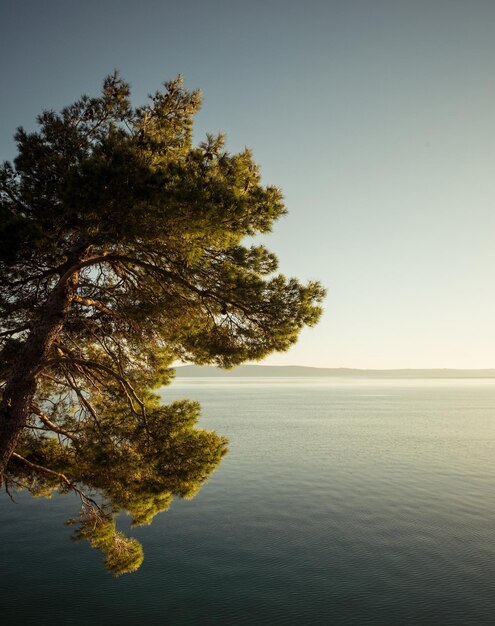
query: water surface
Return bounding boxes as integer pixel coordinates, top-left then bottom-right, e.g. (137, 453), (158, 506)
(1, 378), (495, 625)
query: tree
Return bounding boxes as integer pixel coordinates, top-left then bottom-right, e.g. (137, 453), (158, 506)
(0, 73), (325, 573)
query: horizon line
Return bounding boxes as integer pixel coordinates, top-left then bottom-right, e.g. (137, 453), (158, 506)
(176, 364), (495, 371)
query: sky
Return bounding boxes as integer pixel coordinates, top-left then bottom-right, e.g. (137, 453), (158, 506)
(1, 0), (495, 369)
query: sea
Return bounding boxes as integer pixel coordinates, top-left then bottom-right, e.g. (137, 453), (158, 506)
(1, 377), (495, 625)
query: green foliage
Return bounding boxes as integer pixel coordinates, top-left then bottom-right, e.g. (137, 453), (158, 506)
(74, 510), (144, 576)
(9, 386), (227, 574)
(0, 73), (324, 573)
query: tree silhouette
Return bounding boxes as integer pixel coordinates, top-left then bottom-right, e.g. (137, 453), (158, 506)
(0, 73), (324, 572)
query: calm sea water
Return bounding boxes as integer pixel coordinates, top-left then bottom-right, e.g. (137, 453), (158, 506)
(2, 378), (495, 625)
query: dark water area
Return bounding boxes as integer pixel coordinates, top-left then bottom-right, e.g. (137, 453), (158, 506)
(2, 378), (495, 625)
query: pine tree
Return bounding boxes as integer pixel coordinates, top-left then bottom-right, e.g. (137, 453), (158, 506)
(0, 73), (325, 572)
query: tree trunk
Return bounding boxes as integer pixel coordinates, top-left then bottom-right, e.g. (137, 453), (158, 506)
(0, 256), (85, 481)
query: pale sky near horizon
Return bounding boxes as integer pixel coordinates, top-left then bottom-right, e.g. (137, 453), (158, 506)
(1, 0), (495, 368)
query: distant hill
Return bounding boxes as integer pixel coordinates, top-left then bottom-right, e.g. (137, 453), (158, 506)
(174, 365), (495, 379)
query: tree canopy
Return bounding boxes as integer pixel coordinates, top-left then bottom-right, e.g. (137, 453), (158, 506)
(0, 73), (325, 573)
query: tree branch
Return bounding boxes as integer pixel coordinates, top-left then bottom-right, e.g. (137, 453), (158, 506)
(10, 452), (104, 513)
(0, 324), (30, 338)
(73, 294), (114, 316)
(42, 356), (148, 429)
(31, 404), (76, 441)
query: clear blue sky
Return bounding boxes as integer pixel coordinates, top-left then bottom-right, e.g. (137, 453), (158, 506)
(2, 0), (495, 368)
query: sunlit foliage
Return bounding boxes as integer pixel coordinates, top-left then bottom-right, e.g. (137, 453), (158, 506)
(0, 73), (324, 573)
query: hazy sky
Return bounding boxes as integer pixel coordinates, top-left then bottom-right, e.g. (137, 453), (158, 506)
(2, 0), (495, 368)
